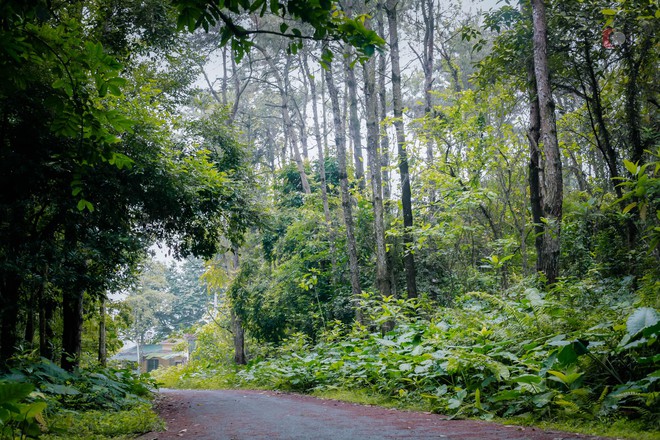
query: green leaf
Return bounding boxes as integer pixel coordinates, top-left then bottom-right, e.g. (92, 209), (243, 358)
(626, 307), (659, 339)
(375, 338), (397, 347)
(43, 384), (80, 395)
(0, 382), (34, 403)
(24, 401), (47, 418)
(623, 159), (639, 175)
(601, 8), (617, 15)
(622, 202), (637, 214)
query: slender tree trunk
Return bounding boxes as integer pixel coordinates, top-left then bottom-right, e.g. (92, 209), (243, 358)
(221, 45), (228, 106)
(136, 338), (141, 374)
(231, 249), (246, 365)
(24, 298), (35, 350)
(0, 273), (20, 366)
(386, 0), (418, 298)
(61, 224), (85, 371)
(39, 276), (55, 361)
(324, 52), (362, 311)
(531, 0), (563, 285)
(421, 0), (436, 176)
(98, 297), (107, 366)
(582, 41), (621, 198)
(61, 286), (84, 371)
(321, 71), (329, 158)
(256, 45), (311, 194)
(345, 50), (366, 191)
(364, 54), (391, 299)
(376, 0), (391, 202)
(527, 61), (544, 275)
(302, 51), (338, 280)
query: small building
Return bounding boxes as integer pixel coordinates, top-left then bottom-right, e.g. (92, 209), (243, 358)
(112, 339), (188, 373)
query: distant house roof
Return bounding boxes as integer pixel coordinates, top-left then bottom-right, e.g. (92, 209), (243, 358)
(111, 340), (186, 362)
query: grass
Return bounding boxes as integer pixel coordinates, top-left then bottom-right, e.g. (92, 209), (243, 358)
(42, 402), (163, 440)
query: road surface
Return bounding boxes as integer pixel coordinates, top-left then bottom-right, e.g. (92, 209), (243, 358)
(137, 389), (613, 440)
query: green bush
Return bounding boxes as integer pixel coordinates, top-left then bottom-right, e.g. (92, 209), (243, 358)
(235, 286), (659, 429)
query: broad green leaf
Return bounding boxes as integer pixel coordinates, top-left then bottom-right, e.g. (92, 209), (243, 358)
(375, 338), (397, 347)
(626, 307), (659, 338)
(0, 382), (34, 403)
(512, 374), (543, 385)
(623, 159), (639, 175)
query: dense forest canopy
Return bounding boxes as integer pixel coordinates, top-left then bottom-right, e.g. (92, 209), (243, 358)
(0, 0), (658, 437)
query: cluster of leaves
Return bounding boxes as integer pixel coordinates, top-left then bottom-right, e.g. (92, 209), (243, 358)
(0, 382), (47, 440)
(235, 284), (659, 429)
(0, 360), (158, 439)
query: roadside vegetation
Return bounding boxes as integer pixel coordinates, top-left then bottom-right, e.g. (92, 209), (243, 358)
(1, 0), (658, 439)
(153, 279), (659, 439)
(0, 360), (160, 439)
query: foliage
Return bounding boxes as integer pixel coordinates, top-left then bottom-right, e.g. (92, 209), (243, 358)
(234, 284), (659, 431)
(1, 359), (155, 412)
(0, 382), (47, 440)
(42, 402), (162, 440)
(0, 360), (158, 439)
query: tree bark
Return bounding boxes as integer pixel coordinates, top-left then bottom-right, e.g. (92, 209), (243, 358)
(386, 0), (418, 298)
(301, 50), (338, 281)
(61, 286), (84, 371)
(376, 0), (391, 203)
(256, 45), (311, 194)
(98, 297), (107, 366)
(364, 54), (391, 299)
(345, 51), (366, 191)
(324, 52), (362, 310)
(531, 0), (563, 285)
(0, 272), (20, 367)
(231, 250), (246, 365)
(39, 284), (55, 361)
(527, 61), (544, 276)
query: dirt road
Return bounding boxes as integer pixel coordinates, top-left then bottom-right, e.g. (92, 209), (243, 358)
(138, 389), (613, 440)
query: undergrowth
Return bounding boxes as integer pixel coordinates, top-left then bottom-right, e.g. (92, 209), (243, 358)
(0, 359), (160, 439)
(159, 277), (659, 438)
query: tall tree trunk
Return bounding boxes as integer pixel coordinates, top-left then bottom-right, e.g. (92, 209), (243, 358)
(302, 51), (338, 280)
(527, 62), (544, 275)
(231, 249), (246, 365)
(386, 0), (418, 298)
(581, 41), (621, 198)
(39, 278), (55, 361)
(376, 0), (391, 202)
(531, 0), (563, 285)
(61, 225), (85, 371)
(364, 54), (391, 299)
(61, 286), (84, 371)
(421, 0), (435, 168)
(98, 297), (107, 366)
(345, 51), (366, 191)
(256, 45), (311, 194)
(324, 52), (362, 312)
(0, 272), (20, 367)
(24, 296), (35, 349)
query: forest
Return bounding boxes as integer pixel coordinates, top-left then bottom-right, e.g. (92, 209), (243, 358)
(0, 0), (658, 438)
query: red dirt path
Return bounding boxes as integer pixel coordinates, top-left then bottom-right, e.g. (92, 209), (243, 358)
(137, 389), (618, 440)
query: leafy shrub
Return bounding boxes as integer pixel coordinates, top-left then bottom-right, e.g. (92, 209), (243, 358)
(2, 359), (155, 412)
(0, 381), (47, 439)
(0, 361), (160, 439)
(235, 286), (659, 429)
